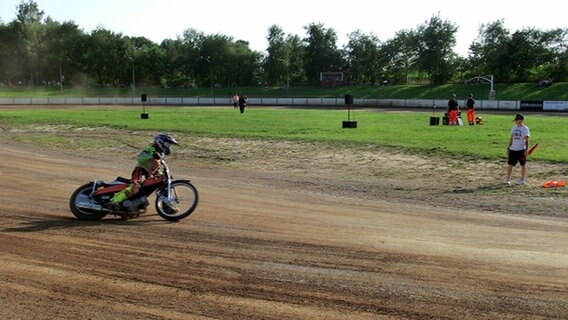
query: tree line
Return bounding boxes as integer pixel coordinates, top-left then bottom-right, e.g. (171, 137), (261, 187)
(1, 0), (567, 89)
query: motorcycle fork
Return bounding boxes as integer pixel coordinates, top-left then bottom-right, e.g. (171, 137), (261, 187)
(166, 178), (171, 200)
(161, 178), (178, 205)
(91, 180), (100, 196)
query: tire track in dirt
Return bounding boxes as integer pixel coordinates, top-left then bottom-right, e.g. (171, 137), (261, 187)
(1, 130), (568, 319)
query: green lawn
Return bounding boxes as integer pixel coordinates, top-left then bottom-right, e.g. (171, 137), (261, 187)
(1, 107), (566, 162)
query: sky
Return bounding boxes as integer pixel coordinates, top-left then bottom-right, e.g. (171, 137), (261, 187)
(1, 0), (566, 56)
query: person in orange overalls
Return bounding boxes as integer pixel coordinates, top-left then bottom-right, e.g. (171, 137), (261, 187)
(447, 94), (459, 125)
(466, 93), (475, 125)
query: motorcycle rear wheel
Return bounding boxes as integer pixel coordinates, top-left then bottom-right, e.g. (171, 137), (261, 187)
(69, 182), (108, 220)
(155, 181), (199, 221)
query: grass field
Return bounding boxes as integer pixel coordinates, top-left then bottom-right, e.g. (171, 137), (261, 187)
(1, 107), (566, 163)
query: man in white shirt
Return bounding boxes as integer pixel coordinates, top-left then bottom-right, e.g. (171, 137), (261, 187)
(505, 114), (530, 185)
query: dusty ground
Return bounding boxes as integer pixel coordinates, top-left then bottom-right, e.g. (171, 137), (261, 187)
(1, 114), (568, 319)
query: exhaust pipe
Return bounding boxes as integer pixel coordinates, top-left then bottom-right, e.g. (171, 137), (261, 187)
(76, 202), (111, 213)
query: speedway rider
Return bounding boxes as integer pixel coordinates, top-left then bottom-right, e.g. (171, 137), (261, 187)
(109, 133), (178, 209)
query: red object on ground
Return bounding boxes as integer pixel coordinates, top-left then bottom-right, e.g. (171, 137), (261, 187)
(542, 180), (566, 188)
(527, 143), (539, 155)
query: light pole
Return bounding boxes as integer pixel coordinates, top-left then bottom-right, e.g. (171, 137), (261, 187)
(276, 57), (290, 96)
(202, 55), (212, 95)
(59, 58), (63, 91)
(488, 74), (495, 100)
(132, 59), (135, 99)
(209, 59), (212, 96)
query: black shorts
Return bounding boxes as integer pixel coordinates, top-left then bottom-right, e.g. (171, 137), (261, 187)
(508, 150), (526, 166)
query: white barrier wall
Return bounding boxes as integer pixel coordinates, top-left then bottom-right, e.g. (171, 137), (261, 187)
(0, 96), (566, 111)
(543, 101), (567, 111)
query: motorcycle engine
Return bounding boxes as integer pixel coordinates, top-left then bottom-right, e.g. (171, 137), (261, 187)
(122, 196), (149, 211)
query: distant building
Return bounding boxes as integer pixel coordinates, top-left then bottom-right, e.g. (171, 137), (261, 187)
(320, 72), (350, 87)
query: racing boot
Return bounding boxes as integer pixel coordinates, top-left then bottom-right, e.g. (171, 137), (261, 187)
(108, 190), (129, 211)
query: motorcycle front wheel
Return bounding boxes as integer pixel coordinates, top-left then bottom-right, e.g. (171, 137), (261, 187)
(155, 181), (199, 221)
(69, 182), (108, 220)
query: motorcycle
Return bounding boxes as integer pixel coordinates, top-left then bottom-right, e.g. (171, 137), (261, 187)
(69, 156), (198, 221)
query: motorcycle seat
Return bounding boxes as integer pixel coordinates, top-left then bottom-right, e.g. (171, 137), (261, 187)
(116, 177), (131, 183)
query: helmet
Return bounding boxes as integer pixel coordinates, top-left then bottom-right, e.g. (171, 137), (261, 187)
(154, 133), (178, 155)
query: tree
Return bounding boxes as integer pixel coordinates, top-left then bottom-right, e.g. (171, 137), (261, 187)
(265, 25), (289, 86)
(198, 34), (262, 87)
(230, 40), (264, 86)
(160, 28), (203, 87)
(303, 22), (343, 84)
(468, 20), (511, 82)
(39, 19), (86, 86)
(129, 36), (165, 86)
(506, 28), (568, 82)
(2, 2), (567, 90)
(414, 14), (458, 84)
(379, 30), (417, 84)
(345, 30), (381, 85)
(84, 28), (131, 86)
(199, 33), (236, 88)
(544, 29), (568, 81)
(553, 50), (568, 82)
(0, 21), (20, 83)
(161, 39), (189, 87)
(507, 29), (548, 81)
(14, 0), (45, 84)
(286, 34), (306, 85)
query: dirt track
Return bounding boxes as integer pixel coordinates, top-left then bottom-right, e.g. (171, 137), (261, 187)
(1, 121), (568, 319)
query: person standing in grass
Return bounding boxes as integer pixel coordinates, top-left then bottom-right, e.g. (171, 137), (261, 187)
(447, 94), (459, 125)
(505, 114), (530, 186)
(238, 94), (248, 114)
(466, 93), (475, 125)
(232, 93), (239, 109)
